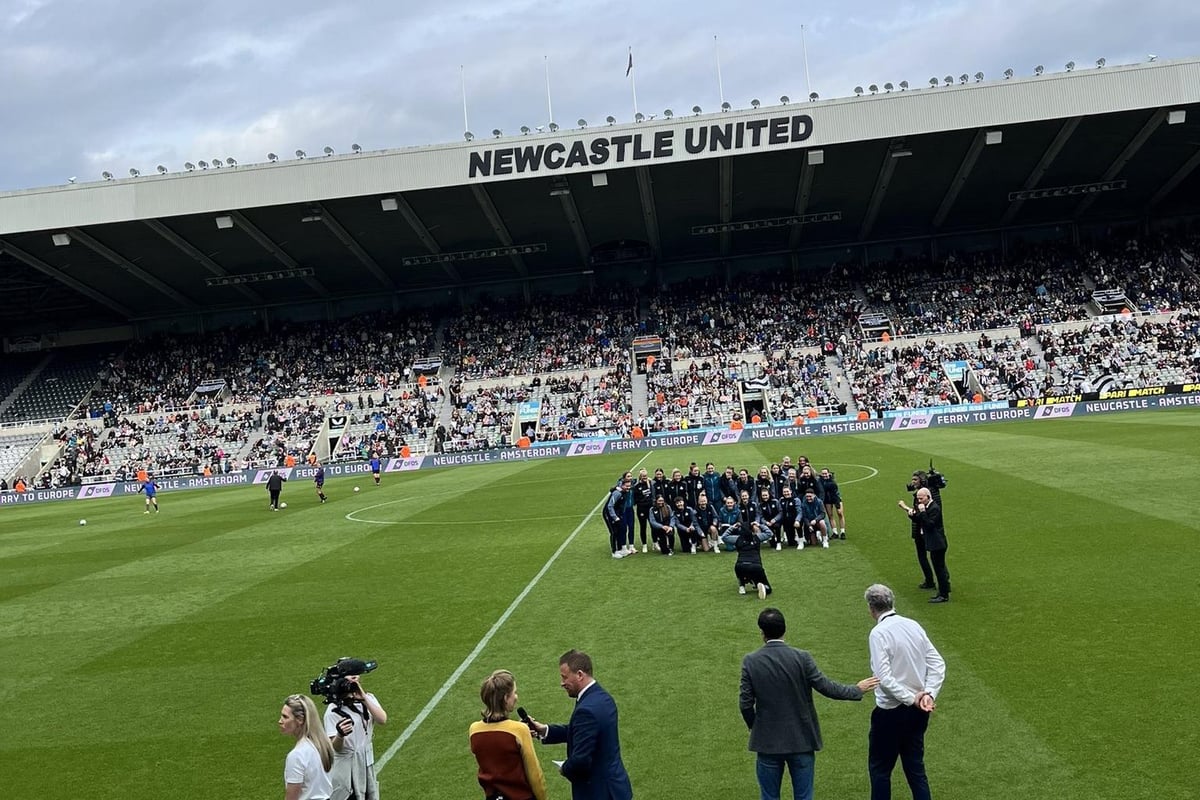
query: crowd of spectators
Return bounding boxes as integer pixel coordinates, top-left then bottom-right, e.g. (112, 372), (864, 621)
(444, 291), (636, 379)
(534, 368), (633, 440)
(334, 387), (442, 460)
(644, 269), (863, 359)
(82, 312), (436, 417)
(1039, 312), (1200, 393)
(643, 360), (744, 431)
(842, 341), (964, 414)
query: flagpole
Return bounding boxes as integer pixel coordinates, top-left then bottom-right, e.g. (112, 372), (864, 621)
(801, 24), (812, 96)
(628, 46), (638, 116)
(460, 65), (470, 134)
(714, 35), (725, 105)
(545, 55), (554, 126)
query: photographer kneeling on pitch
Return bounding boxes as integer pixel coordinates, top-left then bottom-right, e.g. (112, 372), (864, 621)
(311, 658), (389, 800)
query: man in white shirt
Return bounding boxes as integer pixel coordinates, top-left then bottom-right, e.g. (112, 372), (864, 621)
(864, 584), (945, 800)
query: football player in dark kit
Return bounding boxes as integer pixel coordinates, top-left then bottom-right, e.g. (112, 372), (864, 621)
(632, 469), (655, 553)
(649, 494), (676, 556)
(314, 463), (328, 504)
(672, 496), (701, 554)
(756, 486), (784, 552)
(267, 470), (287, 511)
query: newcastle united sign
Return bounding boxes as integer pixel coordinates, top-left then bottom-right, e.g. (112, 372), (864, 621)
(468, 113), (814, 178)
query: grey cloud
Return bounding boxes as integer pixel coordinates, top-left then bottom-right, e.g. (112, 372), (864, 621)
(0, 0), (1194, 191)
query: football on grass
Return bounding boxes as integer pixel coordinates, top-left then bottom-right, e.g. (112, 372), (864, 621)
(354, 486), (360, 492)
(280, 502), (288, 508)
(79, 519), (87, 526)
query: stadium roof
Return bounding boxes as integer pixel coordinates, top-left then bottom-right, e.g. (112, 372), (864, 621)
(1, 57), (1198, 333)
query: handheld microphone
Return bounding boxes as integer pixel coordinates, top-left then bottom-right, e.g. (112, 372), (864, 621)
(517, 706), (540, 737)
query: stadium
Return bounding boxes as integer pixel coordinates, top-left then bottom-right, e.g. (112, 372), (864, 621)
(1, 50), (1198, 800)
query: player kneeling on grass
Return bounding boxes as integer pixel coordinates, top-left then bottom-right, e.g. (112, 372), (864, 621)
(797, 487), (830, 549)
(721, 519), (773, 599)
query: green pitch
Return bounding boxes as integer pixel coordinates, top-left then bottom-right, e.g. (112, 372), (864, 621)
(2, 410), (1196, 800)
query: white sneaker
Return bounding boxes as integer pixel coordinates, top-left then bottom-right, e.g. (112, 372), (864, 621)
(796, 540), (804, 550)
(775, 542), (782, 551)
(822, 537), (829, 549)
(757, 582), (767, 600)
(642, 544), (648, 553)
(738, 585), (747, 595)
(612, 551), (624, 559)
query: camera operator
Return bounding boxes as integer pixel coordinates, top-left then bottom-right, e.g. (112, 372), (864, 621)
(904, 467), (947, 591)
(324, 671), (388, 800)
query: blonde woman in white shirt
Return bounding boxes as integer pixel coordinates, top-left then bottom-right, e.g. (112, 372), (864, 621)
(280, 694), (335, 800)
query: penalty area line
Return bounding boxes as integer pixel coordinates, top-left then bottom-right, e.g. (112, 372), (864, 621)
(374, 453), (651, 773)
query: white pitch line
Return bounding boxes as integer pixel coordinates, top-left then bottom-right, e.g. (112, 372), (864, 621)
(374, 453), (650, 774)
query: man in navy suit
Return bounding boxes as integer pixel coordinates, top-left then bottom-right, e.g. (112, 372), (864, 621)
(529, 650), (634, 800)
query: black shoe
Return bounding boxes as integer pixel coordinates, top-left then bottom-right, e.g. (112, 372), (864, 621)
(929, 595), (949, 603)
(919, 582), (936, 589)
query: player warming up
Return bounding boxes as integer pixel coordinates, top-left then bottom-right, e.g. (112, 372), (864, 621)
(139, 477), (160, 514)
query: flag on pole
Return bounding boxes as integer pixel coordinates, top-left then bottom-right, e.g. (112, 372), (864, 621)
(626, 48), (633, 76)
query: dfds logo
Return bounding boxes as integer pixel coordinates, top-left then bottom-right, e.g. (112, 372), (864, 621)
(1034, 403), (1075, 419)
(567, 441), (607, 457)
(702, 430), (743, 446)
(890, 416), (932, 431)
(386, 457), (425, 472)
(77, 484), (116, 499)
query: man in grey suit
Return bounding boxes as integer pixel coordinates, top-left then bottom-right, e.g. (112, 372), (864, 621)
(739, 608), (879, 800)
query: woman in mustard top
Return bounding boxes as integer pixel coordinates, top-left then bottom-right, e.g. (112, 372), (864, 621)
(468, 669), (548, 800)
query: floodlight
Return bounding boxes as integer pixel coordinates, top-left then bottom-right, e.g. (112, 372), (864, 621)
(1003, 68), (1014, 79)
(267, 152), (278, 162)
(492, 128), (502, 138)
(780, 95), (790, 104)
(959, 74), (968, 84)
(184, 162), (195, 171)
(854, 86), (863, 96)
(1065, 61), (1075, 71)
(463, 131), (474, 141)
(975, 72), (984, 82)
(808, 92), (818, 101)
(1096, 58), (1106, 68)
(156, 164), (167, 174)
(323, 146), (334, 155)
(634, 112), (645, 122)
(128, 168), (140, 177)
(929, 77), (939, 86)
(351, 143), (362, 153)
(577, 118), (587, 128)
(869, 84), (879, 93)
(198, 160), (209, 169)
(549, 122), (559, 132)
(899, 80), (909, 90)
(944, 75), (954, 86)
(536, 125), (544, 132)
(67, 177), (76, 183)
(1034, 65), (1044, 75)
(692, 105), (702, 115)
(52, 233), (71, 246)
(214, 215), (233, 229)
(720, 101), (731, 111)
(663, 109), (673, 118)
(210, 158), (222, 168)
(380, 197), (399, 212)
(101, 171), (113, 179)
(520, 125), (531, 134)
(606, 115), (616, 125)
(883, 82), (894, 92)
(1148, 54), (1157, 62)
(295, 150), (306, 158)
(226, 158), (236, 167)
(750, 98), (760, 108)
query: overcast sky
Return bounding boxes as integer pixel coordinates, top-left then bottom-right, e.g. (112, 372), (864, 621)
(0, 0), (1195, 192)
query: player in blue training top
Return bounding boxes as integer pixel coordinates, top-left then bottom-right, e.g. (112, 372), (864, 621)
(139, 477), (160, 514)
(314, 463), (328, 504)
(370, 455), (382, 485)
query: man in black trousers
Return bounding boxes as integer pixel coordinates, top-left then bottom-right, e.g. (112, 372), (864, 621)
(266, 470), (287, 511)
(899, 488), (950, 602)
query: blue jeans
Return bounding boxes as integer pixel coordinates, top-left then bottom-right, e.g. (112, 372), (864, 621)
(755, 751), (815, 800)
